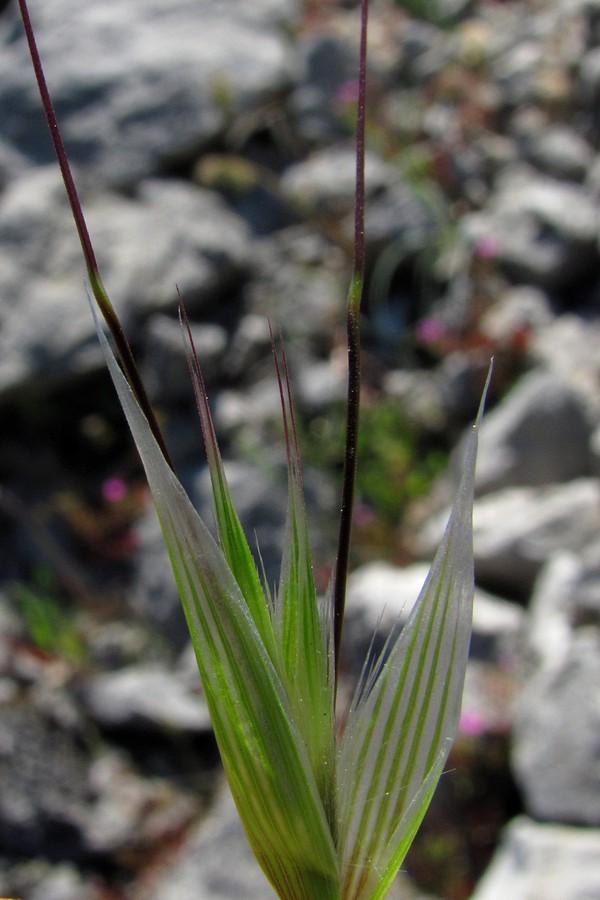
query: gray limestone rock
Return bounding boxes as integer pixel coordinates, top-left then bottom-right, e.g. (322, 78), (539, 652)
(142, 314), (228, 405)
(463, 167), (600, 288)
(578, 44), (600, 104)
(215, 379), (283, 439)
(525, 541), (600, 673)
(79, 664), (211, 734)
(140, 781), (275, 900)
(530, 315), (600, 423)
(84, 750), (196, 857)
(296, 358), (347, 413)
(479, 285), (553, 345)
(130, 504), (190, 649)
(569, 538), (600, 623)
(471, 369), (594, 495)
(221, 314), (272, 382)
(0, 169), (251, 396)
(280, 146), (397, 218)
(523, 124), (594, 181)
(242, 226), (346, 354)
(475, 480), (600, 597)
(290, 32), (359, 144)
(0, 0), (299, 186)
(512, 627), (600, 825)
(0, 860), (97, 900)
(526, 552), (584, 672)
(362, 179), (435, 250)
(418, 479), (600, 598)
(472, 816), (600, 900)
(343, 560), (524, 673)
(0, 703), (91, 860)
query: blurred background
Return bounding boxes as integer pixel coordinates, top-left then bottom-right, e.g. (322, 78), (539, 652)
(0, 0), (599, 897)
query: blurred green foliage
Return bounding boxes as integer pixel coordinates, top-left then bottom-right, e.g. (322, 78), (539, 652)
(300, 397), (447, 536)
(14, 568), (84, 662)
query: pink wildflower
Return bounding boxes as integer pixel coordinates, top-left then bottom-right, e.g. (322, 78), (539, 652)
(101, 476), (127, 504)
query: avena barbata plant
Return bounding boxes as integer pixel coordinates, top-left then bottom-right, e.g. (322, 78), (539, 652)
(16, 0), (488, 896)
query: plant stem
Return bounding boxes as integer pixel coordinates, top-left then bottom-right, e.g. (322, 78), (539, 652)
(17, 0), (173, 470)
(333, 0), (368, 690)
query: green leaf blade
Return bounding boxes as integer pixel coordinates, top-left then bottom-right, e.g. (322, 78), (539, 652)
(337, 381), (488, 899)
(180, 307), (275, 655)
(273, 343), (337, 830)
(96, 316), (339, 899)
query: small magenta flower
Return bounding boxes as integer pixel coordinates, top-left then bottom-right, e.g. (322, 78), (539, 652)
(101, 476), (128, 504)
(416, 317), (446, 345)
(459, 708), (487, 737)
(473, 234), (501, 259)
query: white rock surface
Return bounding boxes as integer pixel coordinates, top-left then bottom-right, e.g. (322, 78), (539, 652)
(418, 479), (600, 597)
(80, 664), (211, 733)
(525, 551), (582, 672)
(463, 166), (599, 286)
(344, 561), (524, 675)
(0, 169), (250, 394)
(472, 369), (593, 494)
(531, 314), (600, 422)
(280, 147), (397, 215)
(472, 816), (600, 900)
(512, 627), (600, 825)
(141, 781), (275, 900)
(0, 0), (299, 185)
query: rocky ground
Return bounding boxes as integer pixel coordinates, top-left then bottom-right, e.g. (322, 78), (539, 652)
(1, 0), (600, 897)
